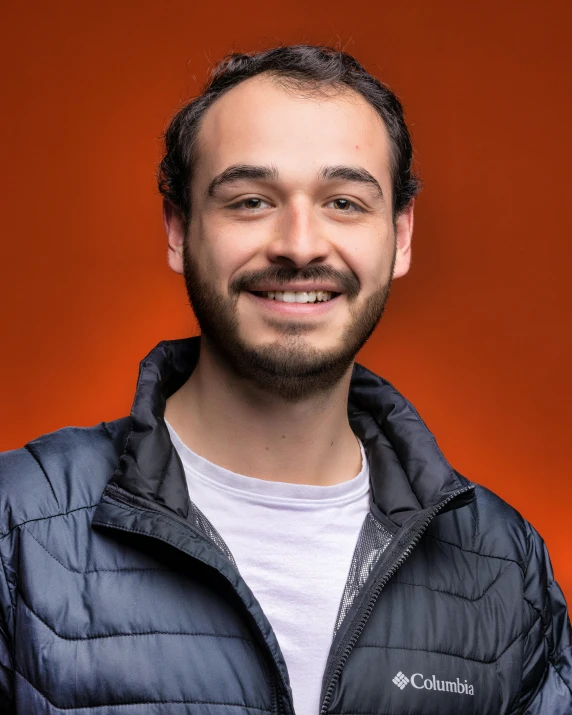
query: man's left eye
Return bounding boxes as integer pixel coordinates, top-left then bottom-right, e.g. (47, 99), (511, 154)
(327, 198), (363, 212)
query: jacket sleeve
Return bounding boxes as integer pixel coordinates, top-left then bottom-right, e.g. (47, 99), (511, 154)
(0, 550), (14, 712)
(520, 522), (572, 714)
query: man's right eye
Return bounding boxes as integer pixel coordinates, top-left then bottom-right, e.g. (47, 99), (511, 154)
(229, 197), (270, 210)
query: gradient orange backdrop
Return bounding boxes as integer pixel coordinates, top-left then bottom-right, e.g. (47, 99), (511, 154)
(1, 1), (571, 602)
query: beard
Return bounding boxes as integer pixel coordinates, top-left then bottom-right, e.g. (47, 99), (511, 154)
(182, 242), (396, 401)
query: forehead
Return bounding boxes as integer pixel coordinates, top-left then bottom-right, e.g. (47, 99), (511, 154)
(194, 74), (391, 185)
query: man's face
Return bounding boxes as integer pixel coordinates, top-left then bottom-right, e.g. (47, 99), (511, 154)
(166, 75), (413, 399)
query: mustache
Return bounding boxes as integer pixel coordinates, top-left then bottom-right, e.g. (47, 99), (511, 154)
(230, 265), (360, 300)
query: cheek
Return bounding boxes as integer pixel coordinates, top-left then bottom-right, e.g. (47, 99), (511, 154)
(191, 234), (254, 296)
(189, 217), (234, 287)
(195, 213), (272, 287)
(340, 235), (394, 294)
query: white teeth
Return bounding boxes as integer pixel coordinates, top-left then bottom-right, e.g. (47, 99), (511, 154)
(259, 290), (335, 303)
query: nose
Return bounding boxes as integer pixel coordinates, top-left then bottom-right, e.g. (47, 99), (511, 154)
(265, 198), (331, 268)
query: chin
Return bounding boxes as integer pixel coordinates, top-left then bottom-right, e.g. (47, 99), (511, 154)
(242, 331), (341, 355)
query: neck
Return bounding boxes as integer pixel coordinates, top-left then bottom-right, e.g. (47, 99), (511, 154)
(164, 339), (362, 486)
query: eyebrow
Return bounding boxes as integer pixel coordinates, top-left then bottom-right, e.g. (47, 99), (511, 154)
(206, 163), (384, 200)
(207, 164), (278, 197)
(319, 165), (384, 199)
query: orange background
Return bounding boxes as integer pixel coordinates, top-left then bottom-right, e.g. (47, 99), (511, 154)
(1, 1), (571, 601)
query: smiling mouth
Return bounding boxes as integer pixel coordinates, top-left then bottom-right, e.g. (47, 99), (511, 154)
(249, 290), (340, 304)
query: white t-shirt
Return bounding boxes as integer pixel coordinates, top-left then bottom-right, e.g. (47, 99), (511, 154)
(166, 420), (370, 715)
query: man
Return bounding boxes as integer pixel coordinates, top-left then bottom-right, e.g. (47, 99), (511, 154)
(0, 45), (570, 715)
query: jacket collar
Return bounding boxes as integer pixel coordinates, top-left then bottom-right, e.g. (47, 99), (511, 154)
(108, 337), (473, 529)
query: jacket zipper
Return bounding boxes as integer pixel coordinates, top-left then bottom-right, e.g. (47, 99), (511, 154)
(319, 485), (473, 715)
(101, 484), (295, 715)
(104, 483), (472, 715)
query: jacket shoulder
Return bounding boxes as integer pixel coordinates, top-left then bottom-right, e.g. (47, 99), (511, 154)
(0, 418), (130, 536)
(428, 481), (530, 571)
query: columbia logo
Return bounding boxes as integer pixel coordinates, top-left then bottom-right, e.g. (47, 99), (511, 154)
(392, 671), (409, 690)
(392, 671), (474, 696)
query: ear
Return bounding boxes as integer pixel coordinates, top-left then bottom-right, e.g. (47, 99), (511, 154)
(392, 199), (414, 279)
(163, 200), (186, 275)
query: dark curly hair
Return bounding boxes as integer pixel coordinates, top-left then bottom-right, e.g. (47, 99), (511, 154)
(158, 45), (421, 222)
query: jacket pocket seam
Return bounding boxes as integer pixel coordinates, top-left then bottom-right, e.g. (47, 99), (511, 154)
(15, 668), (273, 713)
(0, 504), (100, 540)
(424, 533), (523, 566)
(19, 591), (255, 644)
(21, 526), (171, 576)
(354, 632), (524, 666)
(389, 562), (511, 603)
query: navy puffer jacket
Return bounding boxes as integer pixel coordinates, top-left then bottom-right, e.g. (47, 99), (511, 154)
(0, 338), (570, 714)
